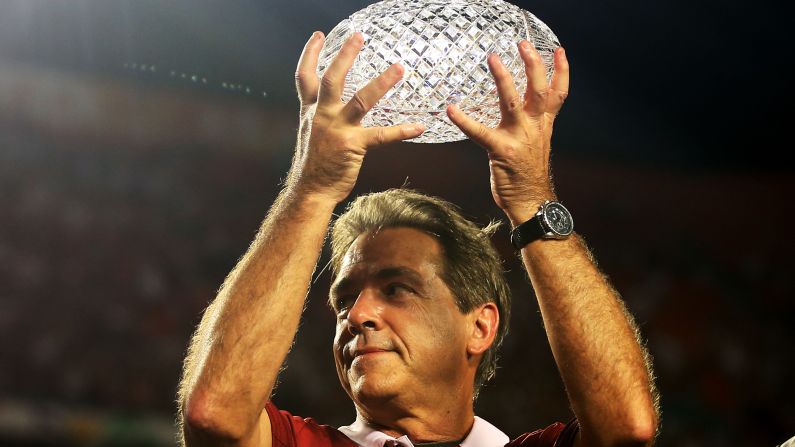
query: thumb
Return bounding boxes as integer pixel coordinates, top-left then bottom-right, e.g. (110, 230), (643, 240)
(446, 104), (497, 151)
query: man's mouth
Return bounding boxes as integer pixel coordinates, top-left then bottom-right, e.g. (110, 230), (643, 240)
(345, 345), (393, 365)
(353, 348), (390, 358)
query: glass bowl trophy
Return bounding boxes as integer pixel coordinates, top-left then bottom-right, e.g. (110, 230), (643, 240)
(317, 0), (560, 143)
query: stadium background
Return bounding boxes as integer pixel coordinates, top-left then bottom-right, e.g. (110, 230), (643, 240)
(0, 1), (792, 445)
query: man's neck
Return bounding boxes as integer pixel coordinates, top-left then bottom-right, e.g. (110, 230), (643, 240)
(354, 399), (475, 443)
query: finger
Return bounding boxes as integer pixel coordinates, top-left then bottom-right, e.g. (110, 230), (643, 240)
(518, 40), (549, 116)
(547, 47), (570, 116)
(342, 63), (404, 124)
(446, 104), (498, 150)
(487, 53), (523, 123)
(361, 122), (426, 147)
(318, 33), (365, 106)
(295, 31), (325, 106)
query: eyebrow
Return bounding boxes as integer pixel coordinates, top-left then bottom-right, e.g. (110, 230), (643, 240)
(329, 266), (426, 307)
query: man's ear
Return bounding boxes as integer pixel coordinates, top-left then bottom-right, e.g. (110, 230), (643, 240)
(466, 302), (499, 356)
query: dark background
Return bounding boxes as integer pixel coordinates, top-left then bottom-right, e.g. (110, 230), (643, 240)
(0, 1), (792, 446)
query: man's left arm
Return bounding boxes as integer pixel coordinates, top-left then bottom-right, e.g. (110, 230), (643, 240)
(447, 42), (658, 446)
(518, 235), (659, 447)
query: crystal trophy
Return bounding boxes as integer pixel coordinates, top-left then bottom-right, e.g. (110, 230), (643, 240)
(317, 0), (560, 143)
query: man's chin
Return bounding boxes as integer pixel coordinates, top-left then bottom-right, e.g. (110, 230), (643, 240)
(348, 371), (402, 403)
(352, 385), (400, 406)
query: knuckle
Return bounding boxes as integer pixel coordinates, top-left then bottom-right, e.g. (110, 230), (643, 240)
(476, 124), (490, 140)
(506, 96), (522, 112)
(351, 92), (368, 113)
(375, 128), (387, 145)
(320, 74), (336, 91)
(539, 88), (550, 99)
(295, 71), (316, 91)
(531, 89), (549, 104)
(299, 92), (318, 107)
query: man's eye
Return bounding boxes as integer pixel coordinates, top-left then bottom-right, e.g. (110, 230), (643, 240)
(334, 295), (356, 313)
(385, 283), (412, 296)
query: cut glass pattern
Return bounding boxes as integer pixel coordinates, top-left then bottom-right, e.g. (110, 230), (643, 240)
(317, 0), (560, 143)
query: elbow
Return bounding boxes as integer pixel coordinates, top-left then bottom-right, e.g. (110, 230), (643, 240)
(182, 392), (251, 444)
(611, 411), (658, 447)
(584, 408), (658, 447)
(624, 416), (657, 446)
(628, 393), (660, 446)
(610, 386), (660, 447)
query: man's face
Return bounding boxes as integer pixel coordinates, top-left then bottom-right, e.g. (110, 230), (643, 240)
(331, 227), (471, 406)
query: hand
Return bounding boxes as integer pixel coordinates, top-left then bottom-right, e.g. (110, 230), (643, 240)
(446, 41), (569, 225)
(287, 31), (426, 204)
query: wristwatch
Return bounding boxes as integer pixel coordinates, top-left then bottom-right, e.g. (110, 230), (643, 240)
(510, 200), (574, 249)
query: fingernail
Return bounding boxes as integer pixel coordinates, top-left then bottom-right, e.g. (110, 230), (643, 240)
(312, 31), (322, 40)
(520, 40), (532, 52)
(414, 123), (425, 132)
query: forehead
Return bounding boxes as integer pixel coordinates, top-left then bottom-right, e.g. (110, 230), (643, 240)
(337, 227), (444, 278)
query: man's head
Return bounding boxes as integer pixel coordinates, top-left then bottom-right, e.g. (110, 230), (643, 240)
(329, 189), (511, 406)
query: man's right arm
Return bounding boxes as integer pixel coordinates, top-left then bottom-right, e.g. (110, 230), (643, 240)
(177, 31), (424, 447)
(177, 188), (335, 447)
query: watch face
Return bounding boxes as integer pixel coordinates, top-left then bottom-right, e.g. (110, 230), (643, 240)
(543, 202), (574, 236)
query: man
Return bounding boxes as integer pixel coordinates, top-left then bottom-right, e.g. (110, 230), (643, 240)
(177, 30), (659, 447)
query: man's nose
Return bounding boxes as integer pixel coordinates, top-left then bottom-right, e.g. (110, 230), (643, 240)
(346, 290), (383, 335)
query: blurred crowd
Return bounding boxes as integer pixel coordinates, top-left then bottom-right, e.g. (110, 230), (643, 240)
(1, 116), (792, 446)
(0, 0), (791, 445)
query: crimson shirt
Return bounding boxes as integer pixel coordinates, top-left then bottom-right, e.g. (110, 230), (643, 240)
(265, 402), (579, 447)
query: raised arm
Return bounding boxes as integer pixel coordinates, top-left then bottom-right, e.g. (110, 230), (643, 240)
(178, 31), (425, 447)
(447, 42), (658, 446)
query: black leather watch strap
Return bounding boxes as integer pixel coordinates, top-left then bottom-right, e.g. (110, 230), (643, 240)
(510, 215), (546, 249)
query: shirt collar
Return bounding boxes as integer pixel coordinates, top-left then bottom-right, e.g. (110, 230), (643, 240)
(338, 416), (509, 447)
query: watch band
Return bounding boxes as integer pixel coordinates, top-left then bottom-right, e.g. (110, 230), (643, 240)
(510, 214), (546, 249)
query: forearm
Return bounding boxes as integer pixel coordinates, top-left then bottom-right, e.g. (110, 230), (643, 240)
(520, 235), (658, 446)
(179, 187), (335, 440)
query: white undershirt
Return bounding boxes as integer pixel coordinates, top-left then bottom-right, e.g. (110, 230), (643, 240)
(338, 416), (510, 447)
